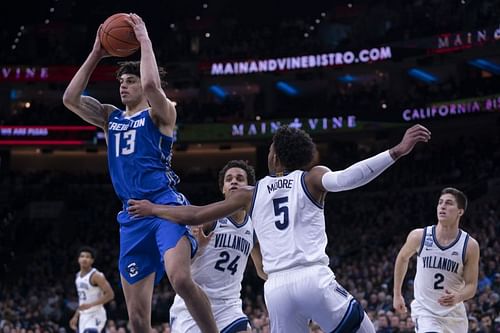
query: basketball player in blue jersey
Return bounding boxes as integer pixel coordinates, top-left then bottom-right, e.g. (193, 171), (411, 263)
(128, 124), (431, 333)
(170, 160), (266, 333)
(393, 188), (480, 333)
(62, 13), (218, 333)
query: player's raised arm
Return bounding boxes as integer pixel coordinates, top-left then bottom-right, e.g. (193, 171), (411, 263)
(128, 186), (254, 225)
(62, 27), (114, 129)
(127, 14), (176, 136)
(307, 124), (431, 194)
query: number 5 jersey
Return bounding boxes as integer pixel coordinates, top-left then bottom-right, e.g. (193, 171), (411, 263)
(249, 170), (329, 275)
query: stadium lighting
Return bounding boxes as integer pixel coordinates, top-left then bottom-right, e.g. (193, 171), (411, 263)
(276, 81), (299, 96)
(468, 59), (500, 75)
(408, 68), (439, 83)
(209, 85), (228, 100)
(337, 74), (357, 83)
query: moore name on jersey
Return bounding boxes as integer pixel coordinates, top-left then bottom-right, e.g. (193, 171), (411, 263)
(267, 178), (294, 193)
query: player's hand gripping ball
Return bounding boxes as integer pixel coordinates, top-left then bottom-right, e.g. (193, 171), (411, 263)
(99, 13), (140, 57)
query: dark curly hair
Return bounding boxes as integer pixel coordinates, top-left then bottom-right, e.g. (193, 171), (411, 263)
(273, 125), (315, 171)
(218, 160), (256, 191)
(78, 245), (97, 259)
(116, 61), (168, 88)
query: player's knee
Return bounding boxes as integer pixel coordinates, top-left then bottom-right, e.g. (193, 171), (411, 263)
(170, 275), (194, 296)
(334, 299), (365, 333)
(168, 270), (194, 296)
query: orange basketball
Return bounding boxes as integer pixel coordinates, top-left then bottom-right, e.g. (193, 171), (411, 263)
(99, 13), (140, 57)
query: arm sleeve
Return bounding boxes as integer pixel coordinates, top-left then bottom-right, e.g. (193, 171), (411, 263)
(321, 150), (395, 192)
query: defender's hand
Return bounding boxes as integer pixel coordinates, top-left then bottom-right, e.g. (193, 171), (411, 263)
(192, 226), (214, 249)
(128, 199), (155, 217)
(390, 124), (431, 160)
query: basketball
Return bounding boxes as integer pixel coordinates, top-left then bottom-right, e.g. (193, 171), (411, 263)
(99, 13), (140, 57)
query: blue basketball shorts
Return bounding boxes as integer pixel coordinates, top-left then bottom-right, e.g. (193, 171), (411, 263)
(118, 216), (198, 285)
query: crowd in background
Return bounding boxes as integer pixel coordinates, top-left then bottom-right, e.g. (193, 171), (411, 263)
(1, 127), (499, 332)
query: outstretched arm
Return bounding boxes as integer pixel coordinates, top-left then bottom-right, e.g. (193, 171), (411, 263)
(62, 27), (114, 129)
(393, 228), (422, 314)
(128, 187), (254, 225)
(127, 14), (176, 136)
(306, 124), (431, 195)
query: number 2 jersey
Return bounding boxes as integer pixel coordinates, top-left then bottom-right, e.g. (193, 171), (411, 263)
(107, 108), (184, 224)
(413, 225), (470, 316)
(190, 216), (254, 300)
(249, 170), (329, 275)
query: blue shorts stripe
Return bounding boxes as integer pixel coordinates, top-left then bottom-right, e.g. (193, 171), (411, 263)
(221, 317), (249, 333)
(331, 299), (364, 333)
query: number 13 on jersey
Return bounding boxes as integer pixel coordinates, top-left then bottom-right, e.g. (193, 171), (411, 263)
(114, 130), (136, 157)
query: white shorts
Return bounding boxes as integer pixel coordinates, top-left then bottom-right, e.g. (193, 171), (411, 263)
(170, 295), (250, 333)
(411, 300), (468, 333)
(79, 308), (106, 333)
(264, 265), (365, 333)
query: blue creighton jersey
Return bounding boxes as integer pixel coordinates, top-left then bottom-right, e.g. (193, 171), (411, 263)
(107, 108), (182, 222)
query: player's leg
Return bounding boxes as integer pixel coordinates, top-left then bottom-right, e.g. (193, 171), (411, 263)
(314, 289), (373, 333)
(164, 236), (218, 333)
(169, 295), (202, 333)
(264, 273), (310, 333)
(220, 319), (251, 333)
(121, 272), (155, 333)
(410, 301), (444, 333)
(442, 308), (468, 333)
(356, 313), (376, 333)
(79, 310), (108, 333)
(412, 315), (443, 333)
(212, 298), (251, 333)
(303, 266), (373, 333)
(118, 220), (160, 333)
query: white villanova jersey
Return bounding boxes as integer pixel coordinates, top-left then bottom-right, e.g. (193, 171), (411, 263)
(414, 225), (469, 316)
(191, 215), (254, 300)
(75, 268), (104, 314)
(250, 170), (329, 275)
